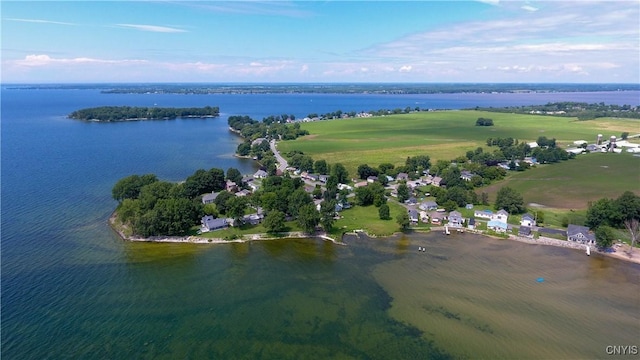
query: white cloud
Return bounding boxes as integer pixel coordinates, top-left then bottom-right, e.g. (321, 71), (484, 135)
(116, 24), (187, 33)
(521, 5), (538, 12)
(399, 65), (412, 72)
(5, 18), (75, 26)
(10, 54), (148, 67)
(300, 64), (309, 73)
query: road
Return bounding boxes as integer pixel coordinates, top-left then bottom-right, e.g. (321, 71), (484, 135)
(270, 139), (288, 172)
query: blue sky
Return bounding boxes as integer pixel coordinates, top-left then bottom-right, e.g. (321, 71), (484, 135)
(2, 1), (639, 83)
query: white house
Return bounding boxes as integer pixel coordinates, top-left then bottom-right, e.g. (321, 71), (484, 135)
(448, 211), (464, 228)
(492, 209), (509, 223)
(487, 220), (508, 233)
(474, 209), (494, 219)
(201, 215), (228, 232)
(520, 213), (536, 227)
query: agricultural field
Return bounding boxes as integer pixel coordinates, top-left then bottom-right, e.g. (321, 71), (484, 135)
(481, 152), (640, 210)
(277, 110), (638, 176)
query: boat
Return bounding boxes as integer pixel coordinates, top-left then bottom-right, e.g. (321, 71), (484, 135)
(586, 245), (591, 256)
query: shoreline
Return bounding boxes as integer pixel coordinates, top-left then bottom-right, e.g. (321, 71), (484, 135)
(108, 212), (343, 245)
(109, 212), (638, 264)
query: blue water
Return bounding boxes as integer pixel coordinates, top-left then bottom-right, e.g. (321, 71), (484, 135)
(2, 88), (639, 359)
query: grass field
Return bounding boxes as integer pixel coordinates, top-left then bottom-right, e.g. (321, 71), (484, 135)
(277, 111), (639, 176)
(481, 152), (640, 209)
(329, 201), (408, 237)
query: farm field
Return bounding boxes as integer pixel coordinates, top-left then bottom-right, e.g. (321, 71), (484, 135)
(277, 110), (639, 176)
(481, 152), (640, 210)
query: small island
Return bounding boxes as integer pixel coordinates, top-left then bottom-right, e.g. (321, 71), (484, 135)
(69, 105), (219, 122)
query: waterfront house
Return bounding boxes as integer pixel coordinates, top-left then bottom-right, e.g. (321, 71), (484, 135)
(420, 211), (429, 223)
(520, 213), (536, 227)
(202, 192), (219, 205)
(492, 209), (509, 223)
(448, 211), (464, 228)
(487, 220), (508, 233)
(467, 217), (476, 230)
(518, 226), (533, 237)
(201, 215), (228, 232)
(567, 224), (596, 244)
(474, 209), (493, 219)
(429, 211), (445, 225)
(408, 209), (419, 223)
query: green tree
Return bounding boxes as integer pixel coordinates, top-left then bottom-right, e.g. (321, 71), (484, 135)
(263, 210), (286, 233)
(226, 167), (243, 185)
(331, 163), (349, 184)
(396, 212), (410, 230)
(225, 196), (247, 224)
(379, 204), (391, 220)
(495, 186), (525, 214)
(314, 159), (329, 174)
(138, 181), (176, 211)
(319, 201), (336, 232)
(595, 225), (616, 249)
(288, 188), (313, 217)
(397, 183), (410, 203)
(297, 204), (320, 234)
(112, 174), (158, 202)
(585, 198), (618, 229)
(213, 191), (234, 214)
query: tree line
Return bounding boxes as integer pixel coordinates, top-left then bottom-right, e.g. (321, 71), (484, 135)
(69, 106), (219, 121)
(473, 102), (640, 120)
(112, 167), (243, 237)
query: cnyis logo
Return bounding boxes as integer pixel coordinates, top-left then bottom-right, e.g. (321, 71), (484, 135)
(605, 345), (638, 356)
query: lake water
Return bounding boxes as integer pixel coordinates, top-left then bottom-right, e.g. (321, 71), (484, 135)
(2, 87), (639, 359)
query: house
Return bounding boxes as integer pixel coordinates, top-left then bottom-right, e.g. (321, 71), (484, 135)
(520, 213), (536, 227)
(474, 209), (494, 219)
(318, 174), (329, 183)
(431, 176), (443, 187)
(448, 211), (464, 228)
(367, 175), (378, 183)
(518, 226), (533, 237)
(465, 203), (474, 210)
(419, 211), (429, 223)
(235, 189), (251, 197)
(460, 170), (474, 181)
(354, 181), (368, 188)
(408, 209), (419, 223)
(253, 169), (268, 179)
(226, 180), (238, 193)
(487, 220), (508, 233)
(419, 201), (438, 211)
(492, 209), (509, 223)
(405, 197), (418, 205)
(567, 224), (596, 244)
(202, 192), (219, 204)
(467, 217), (476, 230)
(385, 175), (395, 183)
(338, 183), (353, 191)
(242, 213), (263, 226)
(201, 215), (228, 232)
(301, 172), (320, 182)
(429, 211), (445, 225)
(396, 172), (409, 181)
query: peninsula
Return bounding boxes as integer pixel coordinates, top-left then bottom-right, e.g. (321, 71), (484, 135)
(69, 105), (219, 122)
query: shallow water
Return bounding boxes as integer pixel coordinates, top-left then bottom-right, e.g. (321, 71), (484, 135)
(370, 232), (640, 359)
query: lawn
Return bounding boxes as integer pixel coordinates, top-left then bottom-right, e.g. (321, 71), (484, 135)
(277, 110), (638, 176)
(329, 201), (407, 237)
(481, 152), (640, 210)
